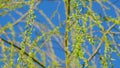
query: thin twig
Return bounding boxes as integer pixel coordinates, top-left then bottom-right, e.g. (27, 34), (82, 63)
(0, 37), (45, 68)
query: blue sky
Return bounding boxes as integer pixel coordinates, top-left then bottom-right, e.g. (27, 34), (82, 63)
(0, 0), (120, 68)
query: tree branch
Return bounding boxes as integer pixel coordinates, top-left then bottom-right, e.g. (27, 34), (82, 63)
(82, 24), (116, 68)
(0, 37), (45, 68)
(64, 0), (70, 68)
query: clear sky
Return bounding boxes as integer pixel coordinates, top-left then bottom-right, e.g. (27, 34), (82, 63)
(0, 0), (120, 68)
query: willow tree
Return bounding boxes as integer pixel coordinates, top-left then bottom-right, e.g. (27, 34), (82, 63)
(0, 0), (120, 68)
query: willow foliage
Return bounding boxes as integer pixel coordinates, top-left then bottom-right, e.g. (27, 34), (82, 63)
(0, 0), (120, 68)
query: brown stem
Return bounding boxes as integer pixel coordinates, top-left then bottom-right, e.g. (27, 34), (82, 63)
(0, 37), (45, 68)
(64, 0), (70, 68)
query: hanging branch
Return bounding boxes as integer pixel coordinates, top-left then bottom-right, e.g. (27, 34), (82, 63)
(0, 37), (45, 68)
(64, 0), (70, 68)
